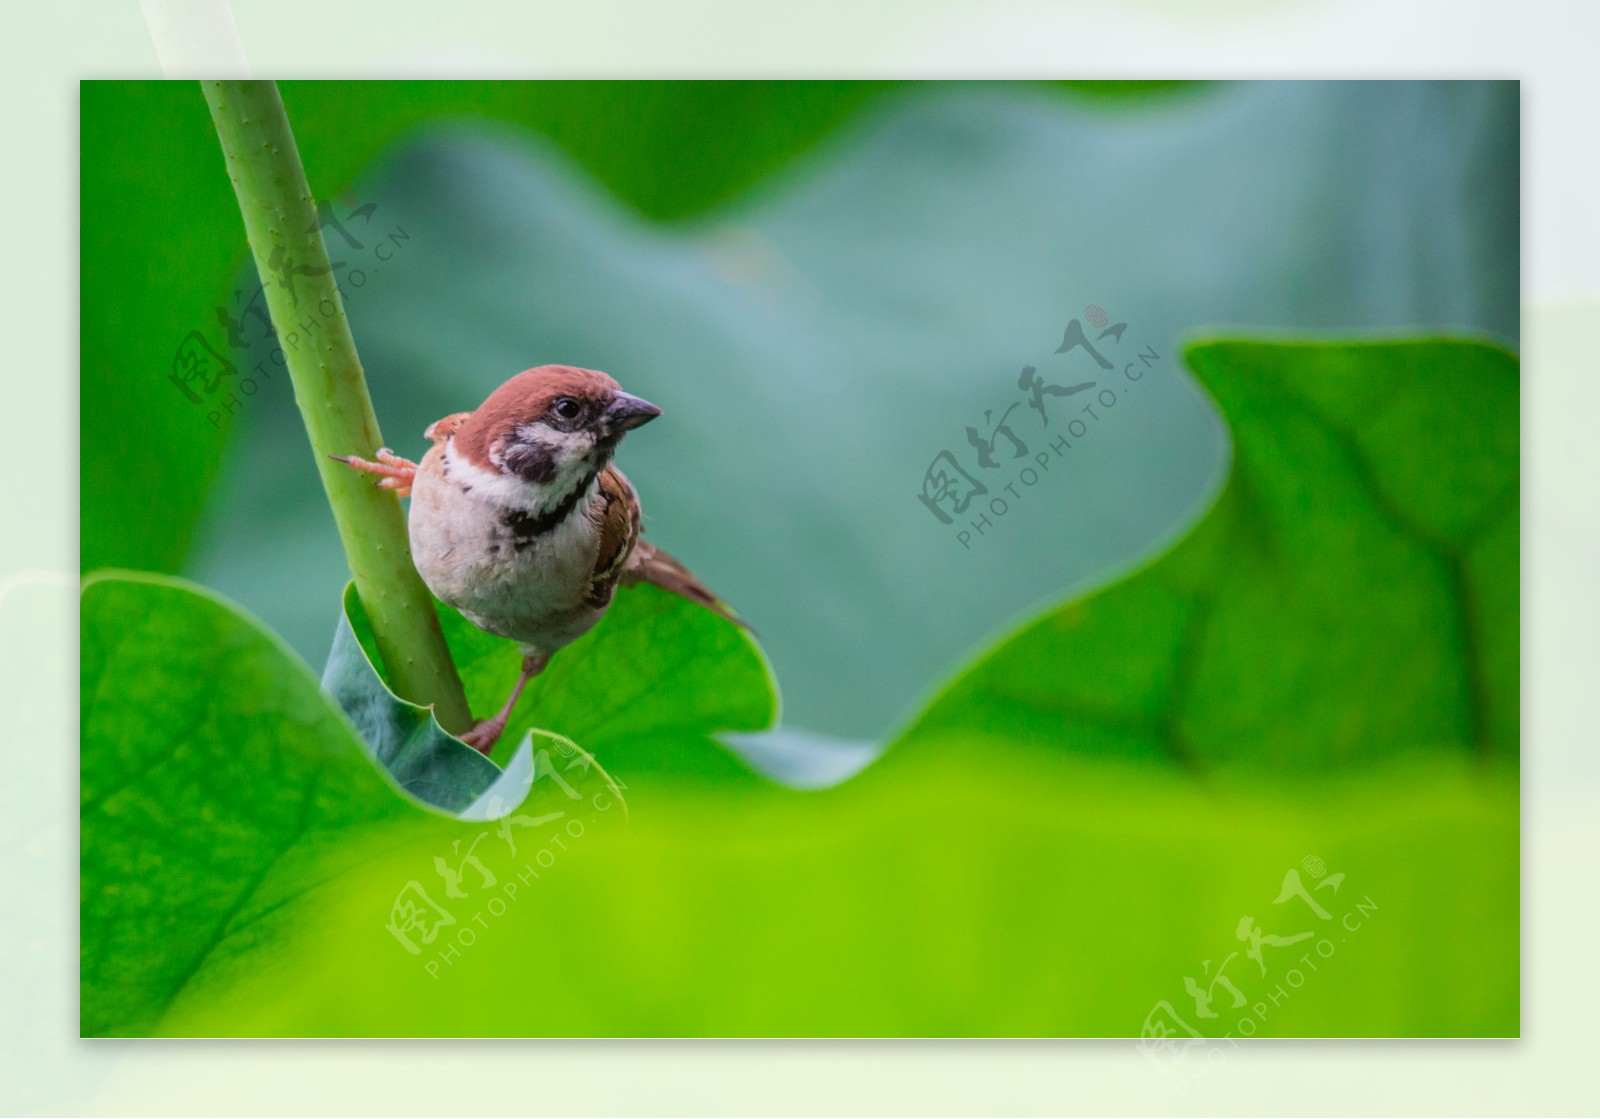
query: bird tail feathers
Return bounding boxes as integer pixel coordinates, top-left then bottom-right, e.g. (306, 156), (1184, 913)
(623, 540), (752, 633)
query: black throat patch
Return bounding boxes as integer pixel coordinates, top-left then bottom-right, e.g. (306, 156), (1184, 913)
(501, 470), (599, 548)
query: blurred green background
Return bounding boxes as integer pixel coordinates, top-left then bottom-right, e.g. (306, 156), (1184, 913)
(82, 80), (1517, 744)
(79, 80), (1518, 1037)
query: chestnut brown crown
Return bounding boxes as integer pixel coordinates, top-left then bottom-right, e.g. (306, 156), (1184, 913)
(453, 365), (661, 484)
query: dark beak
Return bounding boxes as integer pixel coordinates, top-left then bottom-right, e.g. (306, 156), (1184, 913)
(606, 391), (662, 433)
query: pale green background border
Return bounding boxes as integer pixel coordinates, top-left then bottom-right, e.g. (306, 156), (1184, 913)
(13, 0), (1598, 1113)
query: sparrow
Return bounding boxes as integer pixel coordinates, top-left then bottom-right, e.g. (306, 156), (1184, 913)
(334, 364), (744, 754)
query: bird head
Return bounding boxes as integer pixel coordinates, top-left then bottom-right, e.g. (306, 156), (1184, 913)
(455, 365), (661, 491)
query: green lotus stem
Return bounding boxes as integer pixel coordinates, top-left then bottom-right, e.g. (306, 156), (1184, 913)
(201, 80), (474, 735)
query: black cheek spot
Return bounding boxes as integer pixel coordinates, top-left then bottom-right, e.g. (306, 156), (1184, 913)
(502, 442), (558, 484)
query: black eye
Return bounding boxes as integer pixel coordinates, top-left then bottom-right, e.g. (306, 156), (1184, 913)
(551, 397), (581, 421)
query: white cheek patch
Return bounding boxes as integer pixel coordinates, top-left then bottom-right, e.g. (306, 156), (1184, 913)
(445, 442), (539, 511)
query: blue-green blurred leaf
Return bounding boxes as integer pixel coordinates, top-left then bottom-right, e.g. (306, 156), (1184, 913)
(322, 583), (504, 812)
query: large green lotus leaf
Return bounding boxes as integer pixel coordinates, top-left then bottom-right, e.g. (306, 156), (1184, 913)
(338, 579), (779, 787)
(150, 743), (1516, 1037)
(190, 81), (1518, 746)
(80, 573), (629, 1038)
(83, 333), (1519, 1037)
(81, 577), (1518, 1038)
(898, 337), (1520, 771)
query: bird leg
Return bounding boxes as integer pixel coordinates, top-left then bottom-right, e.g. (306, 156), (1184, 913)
(330, 448), (418, 497)
(460, 651), (551, 755)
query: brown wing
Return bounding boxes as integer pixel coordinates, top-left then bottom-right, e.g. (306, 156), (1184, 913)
(620, 519), (750, 633)
(584, 464), (643, 608)
(424, 412), (473, 443)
